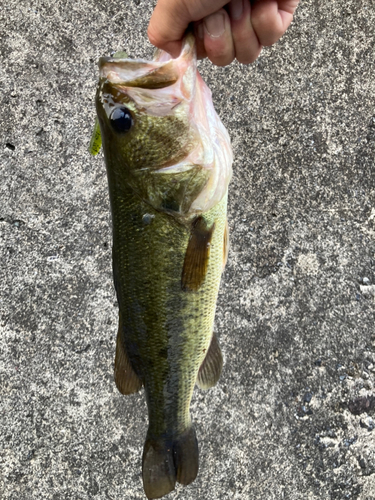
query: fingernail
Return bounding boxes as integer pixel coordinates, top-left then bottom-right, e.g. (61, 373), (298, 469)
(196, 22), (204, 40)
(204, 13), (226, 38)
(230, 0), (243, 21)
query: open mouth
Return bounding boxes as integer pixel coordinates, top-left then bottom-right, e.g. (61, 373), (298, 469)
(98, 34), (195, 89)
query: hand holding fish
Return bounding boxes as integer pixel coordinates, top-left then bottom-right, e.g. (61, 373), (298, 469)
(148, 0), (300, 66)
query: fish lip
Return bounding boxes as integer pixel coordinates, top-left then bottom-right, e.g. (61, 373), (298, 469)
(98, 34), (195, 87)
(98, 56), (153, 69)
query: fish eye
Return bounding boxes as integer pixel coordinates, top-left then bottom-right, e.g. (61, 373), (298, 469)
(110, 106), (133, 133)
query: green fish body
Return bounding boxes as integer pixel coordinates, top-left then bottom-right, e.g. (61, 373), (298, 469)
(95, 35), (232, 499)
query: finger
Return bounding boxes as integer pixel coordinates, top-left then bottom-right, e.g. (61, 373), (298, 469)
(194, 22), (208, 60)
(251, 0), (300, 46)
(148, 0), (229, 57)
(229, 0), (262, 64)
(201, 9), (235, 66)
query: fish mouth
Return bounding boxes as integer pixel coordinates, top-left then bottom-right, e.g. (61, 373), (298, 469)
(97, 34), (196, 118)
(98, 34), (195, 89)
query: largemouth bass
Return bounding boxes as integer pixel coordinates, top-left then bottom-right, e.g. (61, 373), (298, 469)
(95, 34), (232, 499)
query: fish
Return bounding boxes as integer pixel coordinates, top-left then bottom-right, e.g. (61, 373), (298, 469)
(94, 34), (232, 499)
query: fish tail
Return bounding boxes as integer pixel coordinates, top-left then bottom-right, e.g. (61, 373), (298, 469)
(142, 426), (199, 499)
(173, 426), (199, 485)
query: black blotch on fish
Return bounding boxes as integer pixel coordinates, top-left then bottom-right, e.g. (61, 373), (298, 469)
(162, 197), (180, 212)
(158, 347), (169, 359)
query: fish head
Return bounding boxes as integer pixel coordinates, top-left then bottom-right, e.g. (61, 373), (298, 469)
(96, 34), (232, 217)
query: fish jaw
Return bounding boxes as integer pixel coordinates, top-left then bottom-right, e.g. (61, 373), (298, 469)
(96, 34), (232, 218)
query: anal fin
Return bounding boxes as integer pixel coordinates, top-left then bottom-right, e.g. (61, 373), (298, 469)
(114, 312), (143, 395)
(196, 333), (223, 390)
(181, 216), (215, 292)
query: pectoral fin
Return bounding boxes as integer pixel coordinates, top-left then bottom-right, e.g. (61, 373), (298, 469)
(114, 312), (143, 395)
(181, 217), (215, 292)
(88, 117), (102, 156)
(196, 333), (223, 390)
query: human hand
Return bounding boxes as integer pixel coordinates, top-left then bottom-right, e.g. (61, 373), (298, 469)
(148, 0), (300, 66)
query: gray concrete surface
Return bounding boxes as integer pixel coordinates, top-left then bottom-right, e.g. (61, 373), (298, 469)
(1, 0), (374, 499)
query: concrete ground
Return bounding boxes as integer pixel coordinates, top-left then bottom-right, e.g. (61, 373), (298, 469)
(1, 0), (374, 499)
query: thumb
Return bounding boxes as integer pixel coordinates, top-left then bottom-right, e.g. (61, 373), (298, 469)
(148, 0), (192, 57)
(148, 0), (229, 57)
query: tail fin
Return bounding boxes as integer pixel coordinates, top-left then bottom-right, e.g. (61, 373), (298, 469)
(142, 427), (199, 499)
(173, 427), (199, 485)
